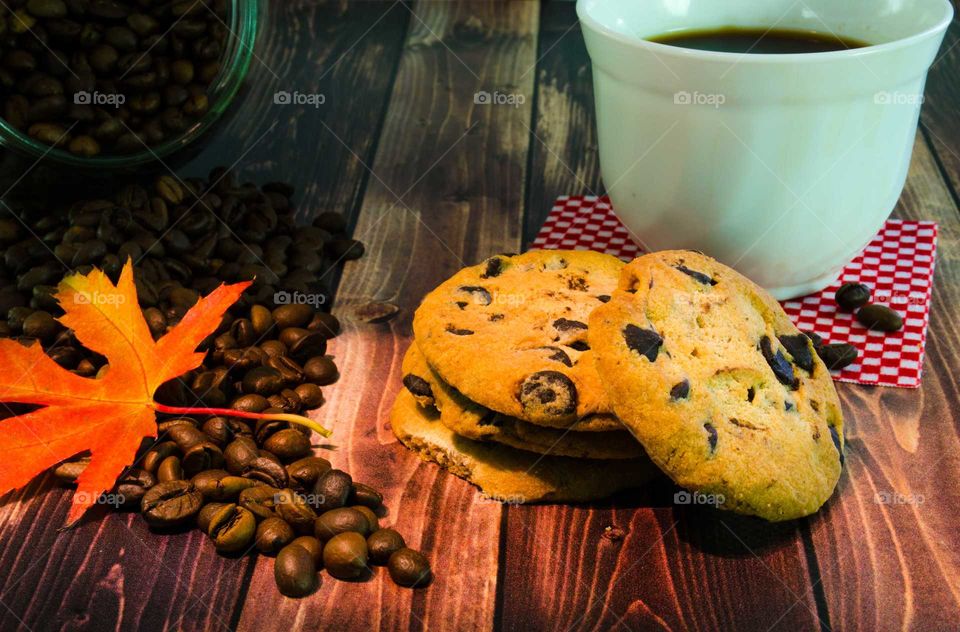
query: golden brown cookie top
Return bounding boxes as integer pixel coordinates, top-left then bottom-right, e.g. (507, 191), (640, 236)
(413, 250), (622, 425)
(589, 250), (844, 521)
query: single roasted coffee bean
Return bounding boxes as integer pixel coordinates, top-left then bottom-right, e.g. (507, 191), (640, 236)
(367, 529), (406, 566)
(306, 312), (340, 338)
(242, 366), (285, 395)
(388, 548), (431, 587)
(263, 428), (311, 462)
(816, 343), (859, 370)
(856, 304), (903, 332)
(197, 502), (229, 533)
(156, 455), (183, 482)
(350, 482), (383, 509)
(230, 393), (270, 413)
(272, 303), (314, 329)
(286, 456), (332, 491)
(302, 356), (338, 385)
(275, 543), (317, 597)
(256, 516), (295, 554)
(224, 436), (259, 474)
(294, 383), (324, 408)
(314, 507), (370, 541)
(207, 503), (256, 553)
(275, 488), (317, 534)
(141, 480), (203, 528)
(835, 282), (871, 311)
(239, 485), (281, 520)
(53, 456), (90, 483)
(322, 532), (368, 580)
(313, 469), (352, 512)
(181, 441), (224, 477)
(242, 456), (289, 488)
(200, 416), (233, 446)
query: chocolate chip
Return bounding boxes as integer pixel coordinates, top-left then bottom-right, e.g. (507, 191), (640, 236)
(829, 425), (843, 463)
(535, 346), (572, 367)
(810, 400), (820, 412)
(567, 276), (588, 291)
(802, 330), (825, 349)
(674, 264), (717, 286)
(760, 336), (795, 387)
(778, 334), (814, 373)
(446, 325), (474, 336)
(566, 340), (589, 351)
(518, 371), (577, 417)
(670, 380), (690, 400)
(746, 387), (756, 403)
(402, 374), (433, 399)
(480, 257), (504, 279)
(477, 410), (501, 427)
(596, 295), (611, 303)
(552, 318), (587, 332)
(455, 301), (468, 310)
(623, 325), (662, 362)
(785, 400), (794, 411)
(704, 422), (717, 452)
(488, 314), (504, 322)
(458, 286), (491, 306)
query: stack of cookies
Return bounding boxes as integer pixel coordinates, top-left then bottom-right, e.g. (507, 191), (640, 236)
(392, 250), (846, 520)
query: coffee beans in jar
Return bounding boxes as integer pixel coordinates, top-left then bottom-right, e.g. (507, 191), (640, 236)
(0, 0), (235, 156)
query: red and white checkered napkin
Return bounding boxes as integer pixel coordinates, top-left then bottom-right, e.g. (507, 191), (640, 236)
(531, 195), (939, 388)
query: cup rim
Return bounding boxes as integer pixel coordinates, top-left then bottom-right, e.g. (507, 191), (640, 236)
(576, 0), (954, 63)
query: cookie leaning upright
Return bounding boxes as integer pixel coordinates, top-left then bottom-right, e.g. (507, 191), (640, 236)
(589, 251), (844, 521)
(413, 250), (622, 425)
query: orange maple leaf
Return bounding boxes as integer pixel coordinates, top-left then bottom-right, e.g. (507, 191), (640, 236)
(0, 260), (331, 527)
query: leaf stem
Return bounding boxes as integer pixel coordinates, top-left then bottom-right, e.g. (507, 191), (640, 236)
(151, 403), (332, 437)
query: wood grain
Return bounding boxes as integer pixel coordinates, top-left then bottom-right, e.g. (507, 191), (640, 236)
(233, 2), (539, 630)
(0, 3), (409, 631)
(807, 136), (960, 631)
(919, 4), (960, 201)
(523, 2), (602, 246)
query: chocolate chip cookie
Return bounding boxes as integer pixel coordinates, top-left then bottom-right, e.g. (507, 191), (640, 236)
(413, 250), (622, 425)
(401, 344), (643, 460)
(390, 389), (657, 503)
(589, 251), (844, 521)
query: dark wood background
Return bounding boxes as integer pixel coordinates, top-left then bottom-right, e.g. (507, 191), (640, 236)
(1, 1), (959, 630)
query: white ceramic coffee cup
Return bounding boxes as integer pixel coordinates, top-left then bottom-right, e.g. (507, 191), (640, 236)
(578, 0), (952, 299)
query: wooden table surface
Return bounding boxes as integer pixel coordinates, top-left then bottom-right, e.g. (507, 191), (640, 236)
(2, 2), (960, 630)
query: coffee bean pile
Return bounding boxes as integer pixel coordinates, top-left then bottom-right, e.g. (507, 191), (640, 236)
(0, 0), (231, 156)
(1, 167), (427, 595)
(55, 423), (432, 595)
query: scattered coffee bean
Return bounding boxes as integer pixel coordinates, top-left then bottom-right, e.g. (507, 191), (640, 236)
(313, 469), (353, 513)
(288, 535), (324, 566)
(255, 516), (295, 555)
(387, 548), (432, 587)
(141, 480), (203, 528)
(323, 532), (368, 580)
(856, 304), (903, 332)
(367, 529), (405, 565)
(817, 343), (859, 370)
(835, 282), (871, 311)
(275, 543), (317, 597)
(314, 507), (371, 541)
(207, 503), (256, 553)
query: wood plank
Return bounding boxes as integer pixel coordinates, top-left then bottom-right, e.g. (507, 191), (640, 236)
(233, 2), (539, 630)
(808, 135), (960, 631)
(501, 4), (823, 630)
(523, 2), (602, 246)
(0, 3), (409, 630)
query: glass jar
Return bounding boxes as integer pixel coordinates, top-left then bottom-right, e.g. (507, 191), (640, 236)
(0, 0), (259, 171)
